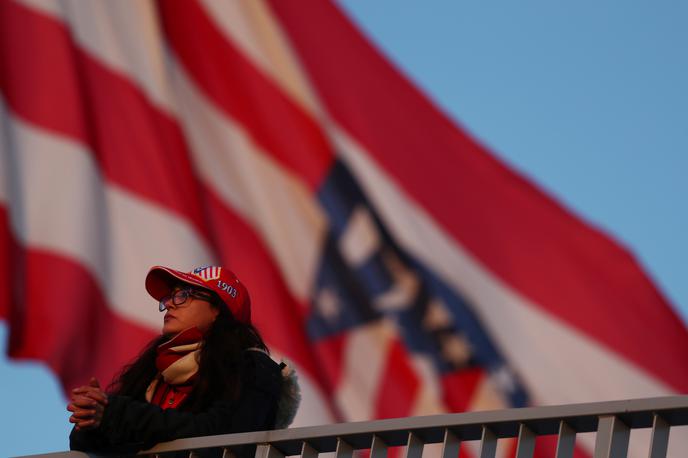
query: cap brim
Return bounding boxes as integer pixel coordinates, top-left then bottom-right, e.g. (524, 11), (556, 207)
(145, 266), (214, 301)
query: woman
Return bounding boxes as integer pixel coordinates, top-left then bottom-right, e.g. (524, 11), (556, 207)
(67, 265), (299, 455)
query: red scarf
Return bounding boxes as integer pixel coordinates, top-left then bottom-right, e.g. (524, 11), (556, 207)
(145, 327), (203, 409)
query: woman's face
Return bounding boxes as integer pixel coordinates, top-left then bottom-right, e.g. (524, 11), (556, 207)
(160, 286), (220, 335)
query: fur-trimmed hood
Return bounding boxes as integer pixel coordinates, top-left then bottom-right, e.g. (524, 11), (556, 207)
(275, 360), (301, 429)
(246, 348), (301, 428)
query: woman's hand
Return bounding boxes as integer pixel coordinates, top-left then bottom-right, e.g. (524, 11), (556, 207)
(67, 377), (108, 431)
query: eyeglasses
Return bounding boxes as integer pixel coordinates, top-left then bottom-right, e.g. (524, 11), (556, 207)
(159, 288), (215, 312)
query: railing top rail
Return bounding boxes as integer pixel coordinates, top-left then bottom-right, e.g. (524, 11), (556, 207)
(19, 395), (688, 457)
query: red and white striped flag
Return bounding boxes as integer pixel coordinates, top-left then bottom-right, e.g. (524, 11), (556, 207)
(1, 1), (686, 457)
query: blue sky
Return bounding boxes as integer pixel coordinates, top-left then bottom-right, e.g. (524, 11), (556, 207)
(2, 2), (687, 456)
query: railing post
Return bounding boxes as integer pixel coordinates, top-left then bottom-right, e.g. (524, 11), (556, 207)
(479, 427), (497, 458)
(441, 428), (460, 458)
(222, 448), (237, 458)
(255, 444), (270, 458)
(648, 414), (670, 458)
(555, 421), (575, 458)
(255, 444), (284, 458)
(301, 442), (319, 458)
(371, 435), (388, 458)
(404, 432), (424, 458)
(593, 415), (629, 458)
(515, 424), (535, 458)
(335, 438), (353, 458)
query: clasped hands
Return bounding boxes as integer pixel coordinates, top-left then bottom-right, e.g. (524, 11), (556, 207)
(67, 377), (108, 431)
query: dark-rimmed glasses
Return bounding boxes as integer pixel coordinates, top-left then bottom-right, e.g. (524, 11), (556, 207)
(159, 288), (215, 312)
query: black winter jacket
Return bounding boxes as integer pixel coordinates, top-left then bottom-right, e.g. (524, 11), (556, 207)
(70, 350), (283, 456)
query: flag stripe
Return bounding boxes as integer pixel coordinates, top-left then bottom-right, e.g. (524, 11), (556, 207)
(157, 0), (334, 192)
(0, 209), (15, 320)
(408, 355), (448, 416)
(440, 368), (485, 413)
(313, 334), (347, 398)
(0, 0), (212, 243)
(6, 247), (156, 390)
(0, 98), (215, 329)
(201, 189), (325, 384)
(266, 0), (688, 391)
(197, 0), (323, 119)
(335, 320), (395, 421)
(0, 1), (81, 137)
(374, 338), (420, 419)
(167, 58), (327, 301)
(18, 0), (179, 117)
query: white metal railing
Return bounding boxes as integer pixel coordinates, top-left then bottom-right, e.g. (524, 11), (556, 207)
(20, 396), (688, 458)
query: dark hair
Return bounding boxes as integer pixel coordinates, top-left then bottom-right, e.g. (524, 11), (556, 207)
(108, 302), (268, 412)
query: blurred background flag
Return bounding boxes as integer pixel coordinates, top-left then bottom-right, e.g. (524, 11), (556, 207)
(1, 1), (686, 457)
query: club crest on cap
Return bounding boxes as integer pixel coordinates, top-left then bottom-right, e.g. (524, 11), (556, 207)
(192, 266), (222, 281)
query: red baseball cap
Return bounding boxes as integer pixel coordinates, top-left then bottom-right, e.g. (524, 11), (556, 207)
(145, 265), (251, 324)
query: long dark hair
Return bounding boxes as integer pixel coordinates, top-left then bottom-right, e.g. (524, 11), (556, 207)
(108, 302), (268, 412)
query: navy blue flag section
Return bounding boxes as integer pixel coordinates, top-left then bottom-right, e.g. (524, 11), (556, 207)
(310, 160), (528, 411)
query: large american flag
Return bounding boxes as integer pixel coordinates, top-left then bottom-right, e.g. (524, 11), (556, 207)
(1, 1), (686, 457)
